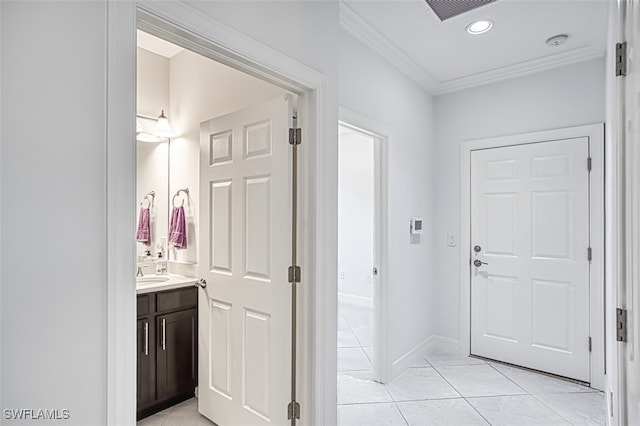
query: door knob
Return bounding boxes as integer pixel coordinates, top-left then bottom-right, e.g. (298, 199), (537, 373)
(195, 278), (207, 289)
(473, 259), (488, 267)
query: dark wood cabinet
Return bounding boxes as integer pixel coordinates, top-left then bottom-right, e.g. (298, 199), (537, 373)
(137, 287), (198, 420)
(156, 308), (197, 400)
(137, 318), (154, 409)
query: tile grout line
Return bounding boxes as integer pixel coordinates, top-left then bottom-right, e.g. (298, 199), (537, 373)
(392, 401), (411, 426)
(527, 392), (579, 426)
(338, 307), (374, 372)
(487, 363), (577, 426)
(427, 359), (493, 426)
(486, 362), (532, 394)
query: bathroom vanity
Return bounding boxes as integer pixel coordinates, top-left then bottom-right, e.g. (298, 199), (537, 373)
(136, 277), (198, 420)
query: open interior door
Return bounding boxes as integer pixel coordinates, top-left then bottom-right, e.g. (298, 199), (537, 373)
(197, 96), (293, 425)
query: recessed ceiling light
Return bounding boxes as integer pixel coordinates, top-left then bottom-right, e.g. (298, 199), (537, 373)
(466, 20), (493, 35)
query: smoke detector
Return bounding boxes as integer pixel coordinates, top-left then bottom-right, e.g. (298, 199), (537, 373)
(546, 34), (569, 47)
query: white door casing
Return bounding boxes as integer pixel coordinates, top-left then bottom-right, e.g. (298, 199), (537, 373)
(620, 0), (640, 422)
(103, 3), (331, 424)
(198, 96), (293, 425)
(338, 108), (391, 384)
(470, 138), (591, 382)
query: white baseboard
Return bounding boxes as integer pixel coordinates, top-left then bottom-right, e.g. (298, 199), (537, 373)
(391, 337), (431, 379)
(391, 335), (462, 380)
(338, 292), (373, 308)
(426, 335), (461, 354)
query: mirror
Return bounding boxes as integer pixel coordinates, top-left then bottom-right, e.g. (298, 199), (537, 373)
(136, 42), (170, 262)
(136, 118), (168, 261)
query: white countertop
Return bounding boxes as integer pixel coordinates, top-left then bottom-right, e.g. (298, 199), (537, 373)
(136, 273), (198, 294)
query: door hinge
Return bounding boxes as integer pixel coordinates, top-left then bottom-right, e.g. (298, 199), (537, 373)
(287, 401), (300, 420)
(587, 247), (592, 262)
(289, 128), (302, 145)
(617, 308), (628, 342)
(616, 42), (627, 77)
(587, 157), (592, 172)
(288, 265), (301, 283)
(588, 336), (592, 352)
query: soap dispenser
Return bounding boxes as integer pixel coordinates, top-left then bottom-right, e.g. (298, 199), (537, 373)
(155, 251), (167, 275)
(155, 238), (167, 275)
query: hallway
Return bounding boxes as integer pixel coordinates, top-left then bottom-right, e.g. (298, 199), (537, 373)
(138, 300), (606, 426)
(338, 301), (606, 426)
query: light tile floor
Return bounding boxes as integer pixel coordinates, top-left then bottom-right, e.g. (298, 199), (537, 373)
(137, 398), (214, 426)
(138, 301), (606, 426)
(337, 301), (607, 426)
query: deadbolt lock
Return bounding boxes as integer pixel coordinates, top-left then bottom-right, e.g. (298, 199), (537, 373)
(474, 245), (482, 253)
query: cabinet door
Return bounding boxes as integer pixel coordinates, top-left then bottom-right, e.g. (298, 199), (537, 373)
(137, 318), (154, 409)
(156, 308), (197, 401)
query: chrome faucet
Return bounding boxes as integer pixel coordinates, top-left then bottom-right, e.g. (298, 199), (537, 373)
(136, 266), (144, 277)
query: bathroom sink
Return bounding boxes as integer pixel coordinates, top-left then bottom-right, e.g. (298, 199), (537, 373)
(136, 276), (170, 284)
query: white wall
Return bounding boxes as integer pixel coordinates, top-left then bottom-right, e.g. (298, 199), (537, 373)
(338, 128), (374, 301)
(1, 1), (108, 423)
(168, 49), (289, 265)
(339, 29), (436, 369)
(137, 48), (169, 260)
(137, 48), (169, 119)
(433, 58), (606, 343)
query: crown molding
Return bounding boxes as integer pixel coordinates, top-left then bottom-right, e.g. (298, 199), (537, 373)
(340, 2), (605, 96)
(339, 2), (439, 93)
(434, 45), (605, 95)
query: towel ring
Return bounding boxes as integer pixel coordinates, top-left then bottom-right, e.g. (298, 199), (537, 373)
(172, 194), (184, 207)
(141, 191), (155, 209)
(172, 188), (189, 208)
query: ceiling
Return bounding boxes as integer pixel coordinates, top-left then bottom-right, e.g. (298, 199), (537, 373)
(341, 0), (609, 94)
(137, 30), (184, 58)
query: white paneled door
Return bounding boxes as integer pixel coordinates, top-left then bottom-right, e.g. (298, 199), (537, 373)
(470, 138), (591, 382)
(198, 96), (292, 425)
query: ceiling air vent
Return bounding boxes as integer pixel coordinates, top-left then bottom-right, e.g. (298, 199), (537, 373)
(425, 0), (497, 21)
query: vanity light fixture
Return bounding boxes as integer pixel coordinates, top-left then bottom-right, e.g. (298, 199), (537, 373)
(466, 20), (493, 35)
(136, 132), (161, 143)
(136, 116), (160, 143)
(151, 109), (174, 138)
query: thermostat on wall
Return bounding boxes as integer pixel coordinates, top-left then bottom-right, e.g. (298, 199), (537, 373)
(410, 217), (423, 235)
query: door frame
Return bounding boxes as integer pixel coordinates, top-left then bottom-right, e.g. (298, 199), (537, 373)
(106, 1), (333, 424)
(459, 123), (605, 390)
(338, 107), (390, 383)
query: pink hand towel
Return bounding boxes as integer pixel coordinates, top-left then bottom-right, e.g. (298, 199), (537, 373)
(169, 206), (187, 249)
(136, 207), (151, 245)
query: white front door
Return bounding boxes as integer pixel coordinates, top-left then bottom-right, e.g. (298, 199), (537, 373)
(198, 96), (292, 425)
(470, 138), (591, 382)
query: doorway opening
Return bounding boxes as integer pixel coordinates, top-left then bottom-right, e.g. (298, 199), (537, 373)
(337, 121), (386, 388)
(134, 23), (304, 424)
